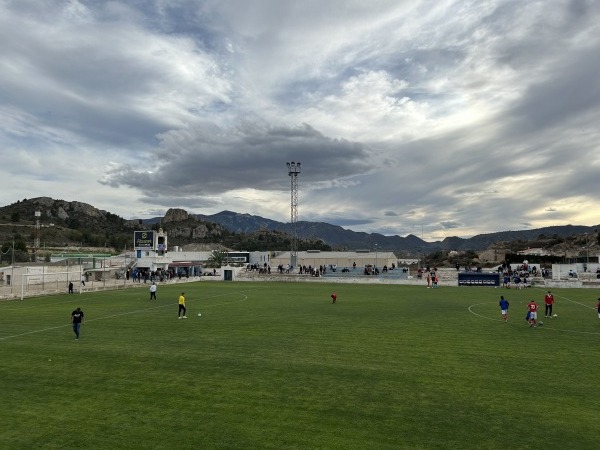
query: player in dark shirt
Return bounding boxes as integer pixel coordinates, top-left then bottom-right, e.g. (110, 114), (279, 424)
(71, 307), (85, 340)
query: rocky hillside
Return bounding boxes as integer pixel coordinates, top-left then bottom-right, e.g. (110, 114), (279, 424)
(0, 198), (330, 258)
(0, 197), (138, 251)
(1, 197), (598, 260)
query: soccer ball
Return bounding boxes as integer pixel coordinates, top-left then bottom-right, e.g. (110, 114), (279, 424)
(553, 314), (557, 317)
(197, 313), (202, 317)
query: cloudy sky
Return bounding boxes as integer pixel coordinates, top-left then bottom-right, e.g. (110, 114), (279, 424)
(1, 0), (599, 241)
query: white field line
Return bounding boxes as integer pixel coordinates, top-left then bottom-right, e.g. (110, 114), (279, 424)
(0, 290), (252, 341)
(468, 298), (600, 335)
(531, 286), (595, 310)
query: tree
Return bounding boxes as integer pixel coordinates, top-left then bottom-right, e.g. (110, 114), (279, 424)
(13, 239), (27, 252)
(207, 250), (227, 267)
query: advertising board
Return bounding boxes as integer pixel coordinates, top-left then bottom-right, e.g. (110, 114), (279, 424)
(134, 231), (154, 250)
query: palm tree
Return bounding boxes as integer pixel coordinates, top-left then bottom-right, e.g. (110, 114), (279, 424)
(207, 250), (227, 267)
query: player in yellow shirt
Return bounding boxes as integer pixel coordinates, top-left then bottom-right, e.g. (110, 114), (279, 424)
(178, 292), (187, 319)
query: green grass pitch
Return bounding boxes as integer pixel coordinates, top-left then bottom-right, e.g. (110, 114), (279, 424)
(1, 282), (599, 449)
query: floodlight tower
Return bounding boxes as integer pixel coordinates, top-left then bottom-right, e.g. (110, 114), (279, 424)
(286, 161), (301, 268)
(34, 210), (41, 260)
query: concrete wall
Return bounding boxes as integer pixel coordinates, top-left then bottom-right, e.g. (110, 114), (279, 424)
(552, 263), (600, 280)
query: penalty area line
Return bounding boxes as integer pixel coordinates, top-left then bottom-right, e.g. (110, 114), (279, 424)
(468, 302), (505, 323)
(0, 303), (174, 341)
(468, 302), (600, 335)
(532, 286), (595, 310)
(0, 291), (251, 341)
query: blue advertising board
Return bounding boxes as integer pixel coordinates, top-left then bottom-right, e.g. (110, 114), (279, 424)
(458, 272), (500, 286)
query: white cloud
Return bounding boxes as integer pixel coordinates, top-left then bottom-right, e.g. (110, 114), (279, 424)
(1, 0), (599, 240)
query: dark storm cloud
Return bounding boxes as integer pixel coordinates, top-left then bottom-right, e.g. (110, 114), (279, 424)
(506, 46), (600, 134)
(440, 222), (461, 229)
(100, 122), (375, 202)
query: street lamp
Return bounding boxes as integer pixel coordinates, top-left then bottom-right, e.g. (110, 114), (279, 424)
(375, 244), (378, 273)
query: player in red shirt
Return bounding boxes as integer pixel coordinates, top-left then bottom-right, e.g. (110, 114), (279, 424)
(596, 297), (600, 319)
(527, 300), (538, 328)
(331, 293), (337, 304)
(544, 291), (554, 318)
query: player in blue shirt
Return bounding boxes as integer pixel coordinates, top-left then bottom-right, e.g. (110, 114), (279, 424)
(499, 296), (510, 322)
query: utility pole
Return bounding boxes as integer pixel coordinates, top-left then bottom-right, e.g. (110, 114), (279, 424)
(34, 210), (41, 262)
(11, 238), (15, 295)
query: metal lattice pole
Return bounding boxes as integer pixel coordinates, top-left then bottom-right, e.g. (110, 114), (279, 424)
(286, 162), (301, 268)
(34, 211), (41, 261)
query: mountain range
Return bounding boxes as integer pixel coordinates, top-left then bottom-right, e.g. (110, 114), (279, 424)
(1, 197), (597, 254)
(177, 210), (597, 253)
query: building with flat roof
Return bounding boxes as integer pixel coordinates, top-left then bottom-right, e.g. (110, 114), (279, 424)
(270, 250), (407, 270)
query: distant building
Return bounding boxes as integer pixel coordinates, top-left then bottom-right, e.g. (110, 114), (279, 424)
(517, 248), (549, 256)
(270, 250), (402, 270)
(478, 249), (509, 263)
